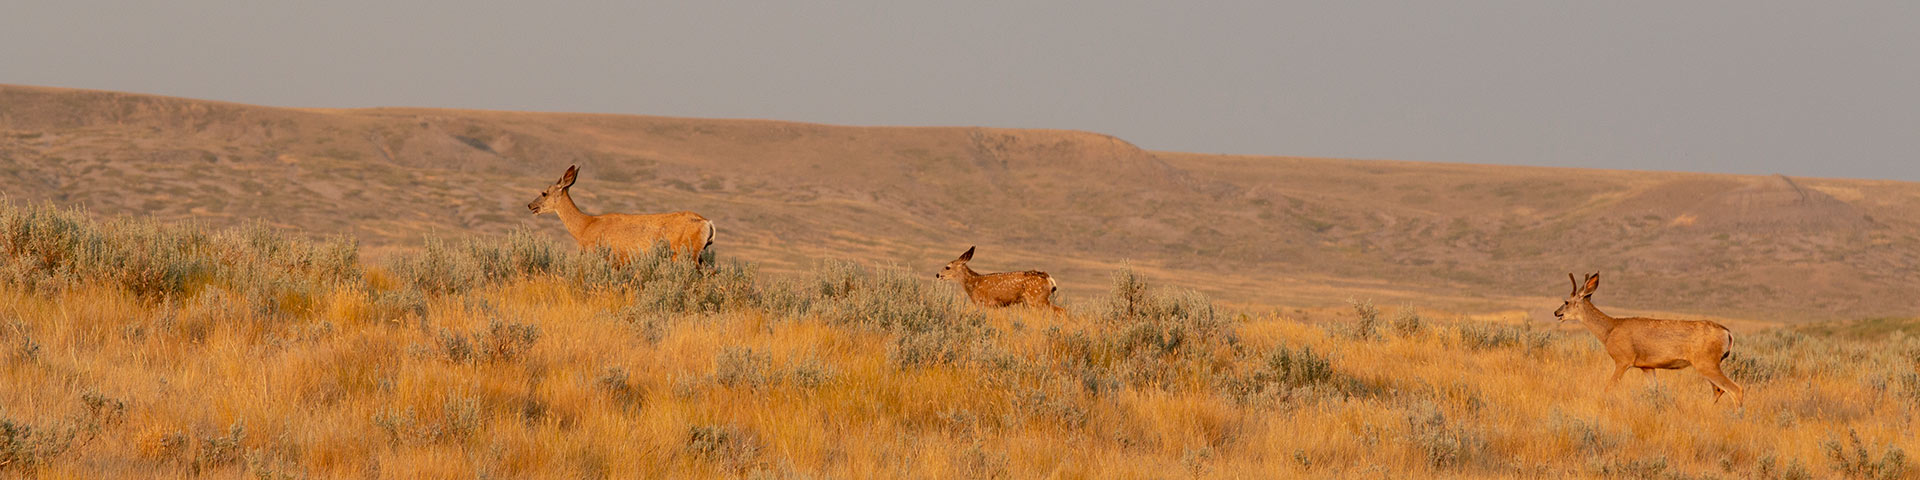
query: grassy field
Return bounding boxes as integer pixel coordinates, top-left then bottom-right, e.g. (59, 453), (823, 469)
(2, 202), (1916, 479)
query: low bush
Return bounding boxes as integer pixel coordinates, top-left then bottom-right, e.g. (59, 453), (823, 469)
(1824, 429), (1908, 480)
(1, 201), (357, 314)
(1456, 321), (1551, 354)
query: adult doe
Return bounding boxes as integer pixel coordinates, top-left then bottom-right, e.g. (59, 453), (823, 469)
(935, 246), (1063, 312)
(527, 165), (715, 264)
(1554, 272), (1743, 405)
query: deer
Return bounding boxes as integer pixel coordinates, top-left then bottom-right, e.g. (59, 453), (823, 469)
(1553, 272), (1743, 405)
(935, 246), (1064, 312)
(526, 165), (715, 265)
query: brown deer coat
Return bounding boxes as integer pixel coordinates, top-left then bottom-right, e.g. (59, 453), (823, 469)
(527, 165), (714, 264)
(935, 246), (1062, 312)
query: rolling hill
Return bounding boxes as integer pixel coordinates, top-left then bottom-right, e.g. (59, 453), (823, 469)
(2, 84), (1916, 321)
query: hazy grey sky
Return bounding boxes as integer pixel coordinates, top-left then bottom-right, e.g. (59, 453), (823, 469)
(5, 1), (1916, 181)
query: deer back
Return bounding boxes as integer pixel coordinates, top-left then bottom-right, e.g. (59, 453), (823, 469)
(1607, 317), (1732, 368)
(964, 270), (1054, 306)
(578, 211), (712, 255)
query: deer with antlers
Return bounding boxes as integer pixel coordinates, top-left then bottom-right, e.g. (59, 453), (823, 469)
(527, 165), (714, 265)
(1554, 272), (1743, 405)
(935, 246), (1063, 312)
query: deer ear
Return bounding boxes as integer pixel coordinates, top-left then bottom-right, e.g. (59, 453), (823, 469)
(1582, 272), (1600, 296)
(558, 165), (579, 188)
(959, 246), (975, 262)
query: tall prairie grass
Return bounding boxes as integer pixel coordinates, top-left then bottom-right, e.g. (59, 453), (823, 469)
(0, 201), (1914, 478)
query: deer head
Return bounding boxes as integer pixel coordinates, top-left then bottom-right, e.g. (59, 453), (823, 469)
(935, 246), (977, 281)
(527, 165), (579, 215)
(1553, 272), (1600, 322)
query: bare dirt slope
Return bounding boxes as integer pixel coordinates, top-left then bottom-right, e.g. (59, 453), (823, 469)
(3, 84), (1916, 321)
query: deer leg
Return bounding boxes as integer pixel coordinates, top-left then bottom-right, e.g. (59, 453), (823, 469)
(1703, 366), (1726, 401)
(1044, 297), (1064, 314)
(1027, 289), (1063, 314)
(1606, 363), (1632, 391)
(1695, 363), (1744, 406)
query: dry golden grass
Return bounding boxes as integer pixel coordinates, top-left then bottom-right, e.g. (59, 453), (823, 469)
(3, 204), (1917, 479)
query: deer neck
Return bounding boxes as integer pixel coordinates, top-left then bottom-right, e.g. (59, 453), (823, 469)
(552, 191), (595, 241)
(1571, 302), (1618, 338)
(956, 264), (984, 285)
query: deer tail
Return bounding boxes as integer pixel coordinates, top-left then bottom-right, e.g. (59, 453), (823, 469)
(1047, 275), (1057, 293)
(702, 220), (716, 250)
(1721, 327), (1734, 362)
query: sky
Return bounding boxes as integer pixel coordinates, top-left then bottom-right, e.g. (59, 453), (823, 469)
(4, 1), (1916, 181)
